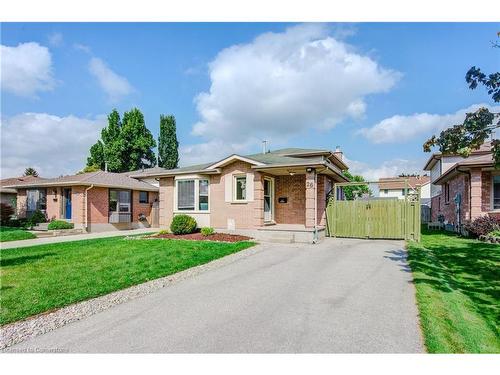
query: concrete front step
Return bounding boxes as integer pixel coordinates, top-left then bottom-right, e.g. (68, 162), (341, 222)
(32, 229), (85, 238)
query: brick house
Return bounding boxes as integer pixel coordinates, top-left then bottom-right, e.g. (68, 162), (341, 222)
(423, 142), (500, 228)
(4, 171), (159, 232)
(129, 148), (349, 243)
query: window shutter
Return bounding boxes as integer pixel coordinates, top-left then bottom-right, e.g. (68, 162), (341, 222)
(246, 173), (254, 201)
(224, 174), (232, 202)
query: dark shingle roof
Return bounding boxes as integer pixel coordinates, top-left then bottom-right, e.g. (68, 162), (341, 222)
(3, 171), (158, 191)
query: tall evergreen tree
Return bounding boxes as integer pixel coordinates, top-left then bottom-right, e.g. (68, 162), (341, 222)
(85, 108), (156, 172)
(158, 114), (179, 169)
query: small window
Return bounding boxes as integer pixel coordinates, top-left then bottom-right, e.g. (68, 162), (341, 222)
(199, 180), (209, 211)
(234, 175), (246, 201)
(139, 191), (149, 204)
(444, 183), (450, 203)
(384, 189), (388, 194)
(493, 175), (500, 210)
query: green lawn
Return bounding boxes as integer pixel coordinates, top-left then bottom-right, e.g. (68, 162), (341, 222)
(407, 228), (500, 353)
(0, 227), (36, 242)
(0, 236), (255, 325)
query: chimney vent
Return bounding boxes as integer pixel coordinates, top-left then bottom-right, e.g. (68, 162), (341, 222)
(262, 140), (267, 155)
(333, 146), (343, 161)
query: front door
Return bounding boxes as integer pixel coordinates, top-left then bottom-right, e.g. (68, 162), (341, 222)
(63, 188), (72, 220)
(264, 178), (274, 222)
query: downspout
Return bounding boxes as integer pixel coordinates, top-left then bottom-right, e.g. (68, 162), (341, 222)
(313, 170), (318, 244)
(84, 184), (94, 232)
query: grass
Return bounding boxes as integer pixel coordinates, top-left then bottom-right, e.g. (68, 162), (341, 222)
(0, 227), (36, 242)
(0, 236), (255, 325)
(407, 228), (500, 353)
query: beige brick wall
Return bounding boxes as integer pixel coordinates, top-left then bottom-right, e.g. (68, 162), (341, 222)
(159, 177), (174, 228)
(16, 189), (27, 217)
(46, 187), (62, 221)
(305, 171), (315, 228)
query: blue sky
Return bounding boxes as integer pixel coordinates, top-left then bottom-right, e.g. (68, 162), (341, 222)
(1, 22), (498, 178)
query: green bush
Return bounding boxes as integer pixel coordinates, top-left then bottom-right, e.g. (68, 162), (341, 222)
(488, 229), (500, 238)
(201, 227), (214, 236)
(27, 209), (46, 228)
(158, 229), (169, 235)
(47, 220), (74, 230)
(170, 214), (197, 235)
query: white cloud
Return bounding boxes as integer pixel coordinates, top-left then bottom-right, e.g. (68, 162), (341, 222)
(48, 32), (63, 47)
(358, 104), (500, 144)
(345, 156), (425, 181)
(1, 42), (56, 97)
(88, 57), (133, 103)
(73, 43), (92, 54)
(0, 113), (106, 178)
(182, 24), (400, 164)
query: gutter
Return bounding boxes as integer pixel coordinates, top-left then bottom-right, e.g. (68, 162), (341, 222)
(84, 184), (94, 232)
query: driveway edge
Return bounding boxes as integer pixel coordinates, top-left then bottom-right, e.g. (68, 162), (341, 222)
(0, 243), (263, 350)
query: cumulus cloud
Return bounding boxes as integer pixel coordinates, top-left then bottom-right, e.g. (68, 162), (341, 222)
(345, 156), (426, 181)
(48, 32), (63, 47)
(182, 24), (400, 164)
(358, 104), (500, 144)
(0, 113), (106, 177)
(1, 42), (56, 97)
(89, 57), (133, 103)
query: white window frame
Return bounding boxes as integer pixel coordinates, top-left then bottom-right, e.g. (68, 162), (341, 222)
(491, 172), (500, 211)
(174, 178), (210, 213)
(233, 174), (247, 202)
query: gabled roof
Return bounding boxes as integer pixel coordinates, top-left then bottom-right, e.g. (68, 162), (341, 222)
(3, 171), (158, 191)
(130, 147), (349, 179)
(1, 176), (46, 194)
(423, 142), (493, 170)
(433, 152), (496, 185)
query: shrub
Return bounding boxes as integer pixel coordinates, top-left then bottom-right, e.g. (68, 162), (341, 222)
(170, 214), (197, 235)
(47, 220), (74, 230)
(201, 227), (214, 236)
(0, 203), (15, 225)
(158, 229), (169, 235)
(488, 229), (500, 238)
(27, 209), (47, 227)
(463, 215), (500, 237)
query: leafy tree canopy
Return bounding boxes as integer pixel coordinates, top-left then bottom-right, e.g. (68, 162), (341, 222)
(85, 108), (157, 173)
(342, 171), (372, 200)
(23, 167), (39, 177)
(77, 165), (101, 175)
(424, 34), (500, 166)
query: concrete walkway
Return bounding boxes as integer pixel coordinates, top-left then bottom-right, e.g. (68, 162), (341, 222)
(0, 228), (156, 249)
(8, 238), (424, 353)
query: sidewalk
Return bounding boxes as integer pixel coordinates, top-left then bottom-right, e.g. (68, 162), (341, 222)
(0, 228), (156, 250)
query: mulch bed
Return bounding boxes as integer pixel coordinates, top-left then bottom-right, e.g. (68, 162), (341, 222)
(148, 232), (252, 243)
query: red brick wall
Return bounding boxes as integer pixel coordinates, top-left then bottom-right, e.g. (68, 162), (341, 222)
(86, 187), (109, 224)
(132, 190), (158, 223)
(46, 187), (61, 221)
(481, 171), (492, 213)
(274, 174), (306, 225)
(430, 173), (469, 225)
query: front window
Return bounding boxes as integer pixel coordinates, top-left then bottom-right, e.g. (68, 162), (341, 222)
(27, 189), (47, 212)
(234, 175), (246, 201)
(176, 179), (209, 211)
(109, 190), (131, 213)
(493, 175), (500, 210)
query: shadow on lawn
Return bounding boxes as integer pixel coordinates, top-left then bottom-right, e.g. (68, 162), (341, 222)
(408, 229), (500, 334)
(0, 252), (57, 267)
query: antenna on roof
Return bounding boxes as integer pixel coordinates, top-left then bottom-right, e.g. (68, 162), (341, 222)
(262, 140), (267, 155)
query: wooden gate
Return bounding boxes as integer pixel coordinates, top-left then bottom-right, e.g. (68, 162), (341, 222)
(326, 182), (421, 241)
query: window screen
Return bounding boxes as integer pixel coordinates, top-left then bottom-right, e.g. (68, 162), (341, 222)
(178, 180), (195, 210)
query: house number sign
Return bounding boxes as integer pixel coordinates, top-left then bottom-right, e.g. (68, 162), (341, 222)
(306, 181), (314, 189)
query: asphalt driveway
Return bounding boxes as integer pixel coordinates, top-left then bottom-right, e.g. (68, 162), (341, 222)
(9, 238), (423, 353)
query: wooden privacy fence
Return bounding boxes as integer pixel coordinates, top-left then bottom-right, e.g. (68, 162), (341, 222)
(326, 181), (421, 242)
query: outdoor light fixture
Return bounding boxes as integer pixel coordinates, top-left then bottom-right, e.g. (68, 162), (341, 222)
(306, 167), (314, 173)
(288, 170), (295, 176)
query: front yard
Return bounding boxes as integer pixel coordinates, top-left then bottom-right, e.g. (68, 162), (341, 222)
(407, 228), (500, 353)
(0, 227), (36, 242)
(0, 236), (255, 325)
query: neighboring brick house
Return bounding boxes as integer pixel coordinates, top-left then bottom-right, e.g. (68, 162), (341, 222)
(4, 171), (159, 232)
(423, 142), (500, 228)
(129, 148), (349, 243)
(0, 176), (45, 210)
